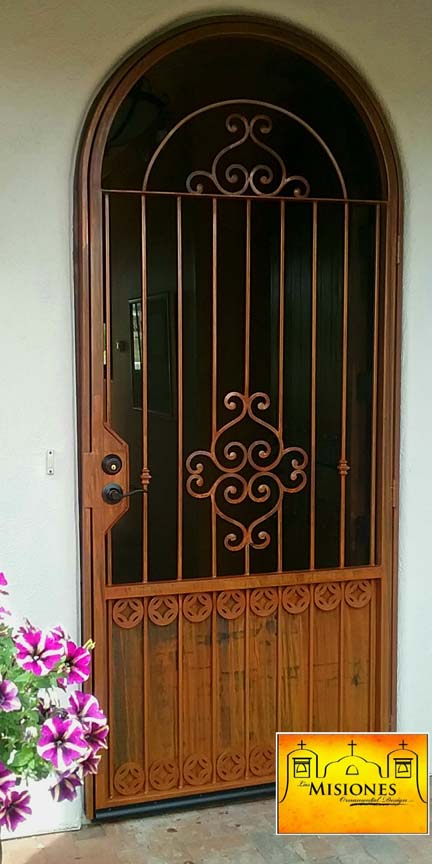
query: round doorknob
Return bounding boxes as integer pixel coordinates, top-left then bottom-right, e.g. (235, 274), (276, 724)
(102, 454), (122, 475)
(102, 482), (124, 504)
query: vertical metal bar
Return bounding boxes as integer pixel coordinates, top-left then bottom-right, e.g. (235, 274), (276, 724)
(245, 198), (251, 397)
(104, 194), (112, 424)
(212, 198), (218, 579)
(277, 518), (282, 574)
(338, 584), (345, 731)
(106, 537), (113, 588)
(369, 584), (377, 728)
(211, 512), (217, 580)
(212, 197), (218, 437)
(278, 201), (286, 573)
(270, 198), (286, 745)
(244, 199), (252, 577)
(245, 545), (250, 576)
(104, 196), (114, 587)
(276, 587), (282, 730)
(308, 588), (314, 730)
(177, 197), (183, 581)
(339, 203), (350, 568)
(211, 598), (217, 783)
(178, 595), (184, 787)
(141, 198), (149, 583)
(107, 602), (114, 798)
(310, 202), (318, 569)
(143, 599), (149, 792)
(244, 589), (250, 778)
(370, 205), (381, 565)
(278, 200), (286, 432)
(91, 513), (110, 807)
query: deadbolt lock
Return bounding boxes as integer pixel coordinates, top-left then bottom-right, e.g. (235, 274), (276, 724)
(102, 454), (122, 475)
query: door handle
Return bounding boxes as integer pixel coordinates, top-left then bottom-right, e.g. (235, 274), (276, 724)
(102, 483), (147, 505)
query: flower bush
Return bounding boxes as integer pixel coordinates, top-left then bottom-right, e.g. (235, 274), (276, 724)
(0, 572), (107, 832)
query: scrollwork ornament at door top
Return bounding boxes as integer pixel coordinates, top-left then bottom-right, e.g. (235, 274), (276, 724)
(186, 112), (310, 198)
(185, 391), (308, 554)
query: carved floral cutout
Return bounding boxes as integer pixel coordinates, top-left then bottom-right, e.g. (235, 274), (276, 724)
(216, 590), (246, 620)
(249, 745), (275, 777)
(250, 588), (278, 617)
(112, 599), (144, 629)
(282, 585), (311, 614)
(216, 749), (246, 781)
(147, 596), (179, 626)
(314, 582), (342, 611)
(183, 754), (212, 786)
(345, 580), (372, 608)
(183, 593), (213, 622)
(149, 759), (179, 790)
(113, 762), (145, 796)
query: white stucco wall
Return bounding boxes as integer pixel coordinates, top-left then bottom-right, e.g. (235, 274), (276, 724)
(0, 0), (431, 837)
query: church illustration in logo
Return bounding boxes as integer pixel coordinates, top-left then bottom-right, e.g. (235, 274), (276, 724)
(277, 733), (428, 835)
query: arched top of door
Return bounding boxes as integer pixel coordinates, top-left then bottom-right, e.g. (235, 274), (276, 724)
(141, 99), (348, 198)
(77, 14), (402, 210)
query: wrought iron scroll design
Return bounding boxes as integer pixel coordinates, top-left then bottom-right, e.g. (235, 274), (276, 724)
(185, 390), (308, 558)
(142, 99), (348, 198)
(186, 113), (310, 198)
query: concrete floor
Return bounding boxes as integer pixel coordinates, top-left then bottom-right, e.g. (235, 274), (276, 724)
(3, 798), (432, 864)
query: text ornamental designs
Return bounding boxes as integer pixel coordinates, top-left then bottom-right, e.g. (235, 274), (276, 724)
(186, 391), (308, 561)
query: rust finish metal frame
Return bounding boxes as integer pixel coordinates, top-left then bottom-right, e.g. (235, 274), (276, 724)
(74, 15), (403, 819)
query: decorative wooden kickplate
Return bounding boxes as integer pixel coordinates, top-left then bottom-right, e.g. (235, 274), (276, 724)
(106, 576), (379, 806)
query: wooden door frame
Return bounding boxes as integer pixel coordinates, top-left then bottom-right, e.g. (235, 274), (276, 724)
(74, 14), (403, 819)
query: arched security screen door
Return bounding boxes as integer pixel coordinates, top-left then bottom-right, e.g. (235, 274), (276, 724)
(76, 19), (402, 816)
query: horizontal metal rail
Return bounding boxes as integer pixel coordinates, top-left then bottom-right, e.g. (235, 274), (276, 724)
(101, 187), (388, 206)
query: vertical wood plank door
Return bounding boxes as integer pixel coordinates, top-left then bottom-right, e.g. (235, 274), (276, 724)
(76, 20), (401, 816)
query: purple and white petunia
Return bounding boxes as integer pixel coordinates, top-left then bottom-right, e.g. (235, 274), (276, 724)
(14, 627), (64, 676)
(0, 763), (17, 796)
(50, 771), (82, 803)
(79, 752), (101, 777)
(37, 716), (89, 772)
(50, 625), (68, 653)
(68, 692), (106, 730)
(0, 572), (7, 596)
(83, 720), (109, 754)
(37, 695), (58, 721)
(0, 675), (21, 712)
(0, 789), (32, 831)
(57, 640), (91, 687)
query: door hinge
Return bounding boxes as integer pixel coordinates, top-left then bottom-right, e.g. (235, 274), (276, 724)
(396, 234), (401, 265)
